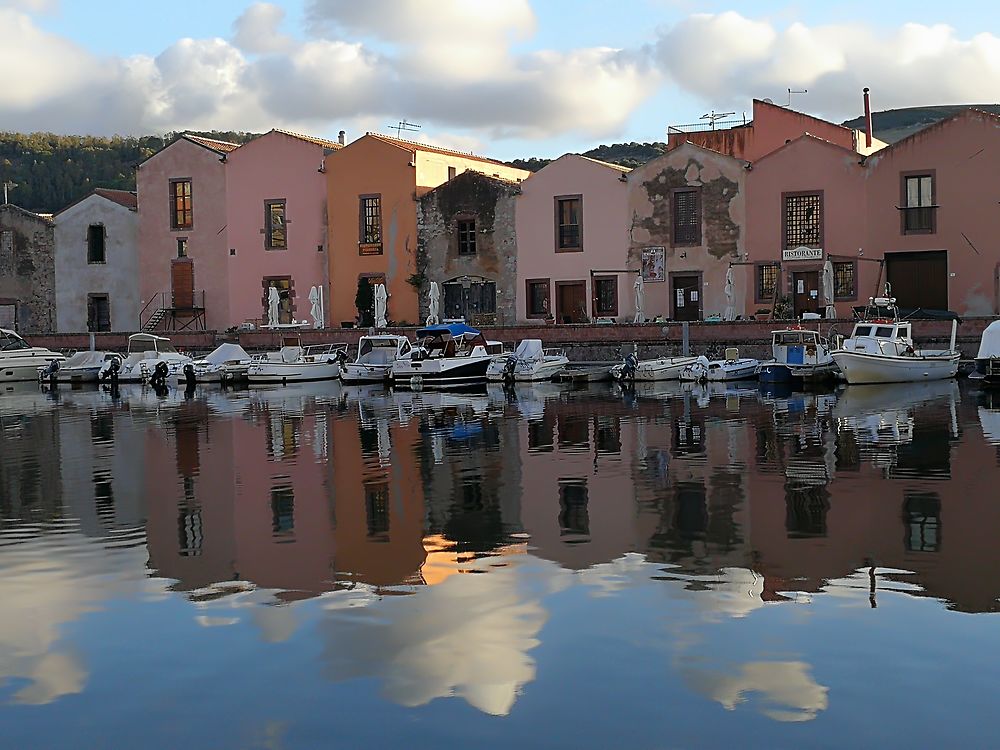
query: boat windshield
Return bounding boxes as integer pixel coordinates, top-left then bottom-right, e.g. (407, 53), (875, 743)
(875, 326), (895, 339)
(359, 338), (399, 357)
(853, 326), (873, 337)
(0, 331), (31, 351)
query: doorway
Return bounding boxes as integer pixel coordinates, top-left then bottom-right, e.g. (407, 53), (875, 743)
(262, 277), (294, 325)
(171, 258), (194, 310)
(670, 273), (702, 321)
(87, 294), (111, 332)
(443, 279), (497, 324)
(556, 281), (588, 323)
(886, 251), (948, 311)
(792, 271), (820, 317)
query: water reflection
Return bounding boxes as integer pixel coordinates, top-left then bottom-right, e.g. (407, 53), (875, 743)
(2, 377), (999, 744)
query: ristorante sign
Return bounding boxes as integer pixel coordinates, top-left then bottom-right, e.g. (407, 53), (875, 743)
(782, 246), (824, 261)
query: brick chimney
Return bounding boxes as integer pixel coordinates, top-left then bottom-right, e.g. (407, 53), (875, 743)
(863, 88), (873, 148)
(338, 130), (346, 146)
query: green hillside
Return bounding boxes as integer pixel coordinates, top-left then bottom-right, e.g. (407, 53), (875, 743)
(842, 104), (1000, 143)
(510, 141), (668, 172)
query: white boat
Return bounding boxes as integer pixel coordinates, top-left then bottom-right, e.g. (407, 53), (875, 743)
(1, 328), (64, 382)
(391, 323), (502, 390)
(609, 350), (702, 382)
(486, 339), (569, 382)
(970, 320), (1000, 388)
(830, 296), (959, 385)
(246, 335), (347, 384)
(115, 333), (194, 383)
(341, 334), (412, 384)
(172, 343), (252, 386)
(757, 327), (838, 383)
(41, 350), (119, 384)
(680, 349), (760, 382)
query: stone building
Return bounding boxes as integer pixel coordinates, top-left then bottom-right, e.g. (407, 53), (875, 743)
(0, 203), (56, 333)
(53, 188), (139, 332)
(417, 171), (520, 325)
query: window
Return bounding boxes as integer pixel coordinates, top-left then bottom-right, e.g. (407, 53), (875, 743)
(265, 200), (286, 249)
(271, 485), (295, 536)
(833, 261), (856, 299)
(176, 238), (187, 258)
(558, 479), (590, 537)
(359, 194), (382, 254)
(457, 218), (477, 255)
(783, 192), (822, 249)
(901, 173), (935, 234)
(526, 278), (550, 318)
(365, 482), (390, 540)
(555, 196), (582, 252)
(903, 492), (940, 552)
(87, 294), (111, 332)
(756, 263), (780, 302)
(593, 276), (618, 317)
(169, 179), (192, 229)
(178, 506), (203, 557)
(672, 188), (701, 246)
(447, 166), (457, 180)
(87, 224), (106, 263)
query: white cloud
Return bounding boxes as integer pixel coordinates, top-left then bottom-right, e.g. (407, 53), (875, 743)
(232, 2), (293, 55)
(0, 0), (57, 12)
(683, 660), (829, 722)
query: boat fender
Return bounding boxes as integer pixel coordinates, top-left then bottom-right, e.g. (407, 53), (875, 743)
(149, 361), (170, 388)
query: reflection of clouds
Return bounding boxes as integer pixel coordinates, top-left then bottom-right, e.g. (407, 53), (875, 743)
(0, 533), (149, 704)
(682, 660), (829, 722)
(320, 557), (568, 716)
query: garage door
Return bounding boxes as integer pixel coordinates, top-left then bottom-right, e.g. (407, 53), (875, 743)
(885, 251), (948, 311)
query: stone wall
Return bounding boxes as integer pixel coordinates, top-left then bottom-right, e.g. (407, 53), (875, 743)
(0, 204), (56, 334)
(416, 171), (519, 325)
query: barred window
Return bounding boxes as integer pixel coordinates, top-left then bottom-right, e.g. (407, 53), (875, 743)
(784, 193), (822, 249)
(672, 188), (701, 246)
(526, 279), (550, 317)
(833, 261), (855, 299)
(457, 218), (476, 255)
(556, 196), (582, 251)
(902, 174), (935, 233)
(359, 194), (382, 253)
(265, 200), (286, 249)
(757, 263), (780, 301)
(593, 277), (617, 316)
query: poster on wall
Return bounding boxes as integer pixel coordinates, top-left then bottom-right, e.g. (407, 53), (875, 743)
(641, 246), (665, 282)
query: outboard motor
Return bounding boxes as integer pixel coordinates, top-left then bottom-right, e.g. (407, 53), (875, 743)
(149, 360), (170, 389)
(183, 363), (196, 388)
(41, 358), (60, 387)
(502, 355), (518, 384)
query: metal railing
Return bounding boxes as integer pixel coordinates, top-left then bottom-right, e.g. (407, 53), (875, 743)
(138, 290), (206, 331)
(667, 116), (748, 135)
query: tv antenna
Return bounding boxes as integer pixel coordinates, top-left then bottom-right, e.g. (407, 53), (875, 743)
(2, 181), (16, 204)
(700, 110), (735, 130)
(388, 119), (421, 139)
(787, 88), (808, 107)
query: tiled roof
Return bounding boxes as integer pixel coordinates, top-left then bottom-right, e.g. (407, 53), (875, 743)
(94, 188), (137, 210)
(272, 129), (343, 150)
(183, 134), (241, 153)
(366, 132), (516, 169)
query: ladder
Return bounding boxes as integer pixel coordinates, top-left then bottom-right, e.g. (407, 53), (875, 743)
(142, 307), (167, 332)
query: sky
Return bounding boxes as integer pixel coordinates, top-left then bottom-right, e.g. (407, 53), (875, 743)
(3, 0), (999, 160)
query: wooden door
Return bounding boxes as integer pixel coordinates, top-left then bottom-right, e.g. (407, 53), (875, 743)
(793, 271), (820, 316)
(671, 274), (701, 321)
(886, 251), (948, 311)
(443, 281), (497, 322)
(556, 281), (587, 323)
(171, 259), (194, 310)
(87, 295), (111, 332)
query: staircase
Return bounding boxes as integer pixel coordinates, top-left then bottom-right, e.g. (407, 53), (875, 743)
(142, 307), (167, 332)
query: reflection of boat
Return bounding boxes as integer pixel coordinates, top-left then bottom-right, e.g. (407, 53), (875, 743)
(971, 320), (1000, 387)
(628, 380), (689, 401)
(554, 365), (611, 383)
(341, 334), (411, 384)
(757, 328), (837, 383)
(833, 379), (959, 447)
(680, 350), (759, 382)
(391, 324), (502, 390)
(117, 333), (193, 383)
(45, 350), (119, 384)
(487, 339), (569, 382)
(246, 334), (347, 384)
(609, 350), (701, 382)
(831, 295), (959, 384)
(0, 328), (64, 382)
(978, 406), (1000, 443)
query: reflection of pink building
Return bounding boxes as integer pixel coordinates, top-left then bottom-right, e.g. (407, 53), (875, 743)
(515, 155), (630, 324)
(137, 130), (339, 332)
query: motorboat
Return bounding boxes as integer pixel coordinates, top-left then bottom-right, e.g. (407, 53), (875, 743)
(340, 334), (412, 384)
(757, 327), (838, 383)
(115, 333), (194, 383)
(246, 334), (347, 384)
(830, 294), (959, 384)
(172, 343), (252, 386)
(609, 350), (702, 382)
(0, 328), (64, 382)
(39, 350), (119, 384)
(970, 320), (1000, 388)
(680, 349), (760, 382)
(486, 339), (569, 382)
(390, 323), (503, 390)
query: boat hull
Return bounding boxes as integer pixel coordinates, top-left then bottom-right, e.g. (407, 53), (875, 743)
(610, 356), (701, 382)
(2, 355), (64, 383)
(831, 350), (959, 384)
(340, 362), (390, 384)
(486, 358), (569, 382)
(246, 361), (341, 383)
(756, 362), (794, 383)
(392, 356), (492, 389)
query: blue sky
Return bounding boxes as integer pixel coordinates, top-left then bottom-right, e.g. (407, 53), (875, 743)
(8, 0), (999, 160)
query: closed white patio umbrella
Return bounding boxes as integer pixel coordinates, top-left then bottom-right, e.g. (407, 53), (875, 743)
(633, 275), (644, 324)
(374, 283), (388, 329)
(723, 266), (736, 321)
(426, 281), (441, 325)
(822, 260), (836, 319)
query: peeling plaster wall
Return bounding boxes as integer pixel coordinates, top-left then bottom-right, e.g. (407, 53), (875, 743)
(417, 172), (519, 325)
(0, 205), (56, 334)
(627, 144), (746, 320)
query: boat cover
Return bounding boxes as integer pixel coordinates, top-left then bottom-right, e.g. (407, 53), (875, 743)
(977, 321), (1000, 359)
(514, 339), (543, 360)
(202, 343), (251, 365)
(416, 323), (480, 338)
(61, 351), (108, 369)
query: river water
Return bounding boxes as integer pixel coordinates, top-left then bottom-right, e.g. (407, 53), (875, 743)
(1, 378), (998, 748)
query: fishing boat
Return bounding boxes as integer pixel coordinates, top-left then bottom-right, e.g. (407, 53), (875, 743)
(114, 333), (193, 383)
(486, 339), (569, 382)
(970, 320), (1000, 388)
(0, 328), (64, 382)
(41, 350), (120, 384)
(390, 323), (502, 390)
(173, 343), (252, 385)
(830, 295), (959, 384)
(757, 327), (838, 384)
(680, 349), (760, 382)
(340, 334), (412, 384)
(246, 334), (347, 384)
(609, 350), (702, 382)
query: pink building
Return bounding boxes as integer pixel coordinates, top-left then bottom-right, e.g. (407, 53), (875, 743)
(515, 155), (631, 324)
(137, 130), (340, 332)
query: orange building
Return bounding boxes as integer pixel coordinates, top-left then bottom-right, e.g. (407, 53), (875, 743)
(325, 134), (529, 327)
